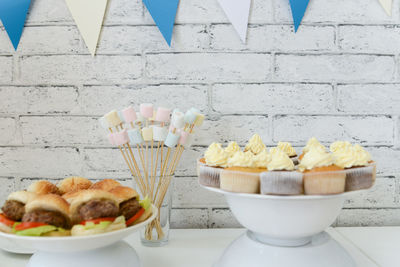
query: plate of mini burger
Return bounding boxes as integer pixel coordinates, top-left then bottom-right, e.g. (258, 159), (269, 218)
(0, 177), (156, 253)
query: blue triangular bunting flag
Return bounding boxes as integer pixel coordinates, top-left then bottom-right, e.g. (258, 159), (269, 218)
(0, 0), (31, 50)
(289, 0), (310, 32)
(143, 0), (179, 46)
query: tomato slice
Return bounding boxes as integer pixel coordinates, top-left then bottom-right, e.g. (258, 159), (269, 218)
(15, 222), (48, 231)
(80, 217), (116, 225)
(126, 208), (145, 226)
(0, 214), (15, 227)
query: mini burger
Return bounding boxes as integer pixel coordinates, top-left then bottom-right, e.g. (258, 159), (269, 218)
(109, 186), (152, 226)
(70, 189), (126, 236)
(89, 179), (121, 192)
(15, 194), (71, 236)
(28, 180), (60, 195)
(58, 176), (92, 195)
(0, 191), (37, 233)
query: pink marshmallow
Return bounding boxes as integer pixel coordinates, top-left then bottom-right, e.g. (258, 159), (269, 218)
(140, 103), (154, 119)
(107, 133), (116, 145)
(155, 107), (171, 123)
(122, 106), (137, 123)
(179, 131), (189, 145)
(114, 130), (129, 146)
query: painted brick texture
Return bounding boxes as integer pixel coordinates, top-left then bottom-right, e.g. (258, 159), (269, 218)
(0, 0), (399, 228)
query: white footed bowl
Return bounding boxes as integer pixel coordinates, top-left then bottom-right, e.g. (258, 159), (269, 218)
(0, 204), (157, 253)
(204, 187), (359, 246)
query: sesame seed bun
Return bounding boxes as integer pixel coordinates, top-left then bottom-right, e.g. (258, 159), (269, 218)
(69, 189), (119, 220)
(58, 177), (92, 194)
(89, 179), (121, 192)
(28, 180), (60, 195)
(109, 186), (139, 204)
(7, 191), (37, 204)
(25, 194), (70, 218)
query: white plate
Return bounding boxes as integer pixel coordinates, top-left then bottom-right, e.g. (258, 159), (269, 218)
(0, 204), (157, 253)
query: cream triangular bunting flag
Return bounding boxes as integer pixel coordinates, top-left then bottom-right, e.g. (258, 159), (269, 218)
(65, 0), (108, 56)
(378, 0), (392, 16)
(218, 0), (251, 43)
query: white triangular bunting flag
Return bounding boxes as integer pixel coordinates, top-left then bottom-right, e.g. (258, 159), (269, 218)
(65, 0), (108, 56)
(378, 0), (392, 16)
(218, 0), (251, 43)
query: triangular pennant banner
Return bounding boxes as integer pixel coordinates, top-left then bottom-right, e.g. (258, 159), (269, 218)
(289, 0), (310, 32)
(143, 0), (179, 46)
(378, 0), (392, 16)
(65, 0), (108, 56)
(0, 0), (31, 50)
(218, 0), (251, 43)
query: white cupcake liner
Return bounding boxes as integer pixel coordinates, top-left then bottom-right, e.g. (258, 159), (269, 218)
(220, 169), (261, 194)
(303, 170), (346, 195)
(260, 171), (303, 195)
(197, 161), (222, 188)
(345, 163), (376, 192)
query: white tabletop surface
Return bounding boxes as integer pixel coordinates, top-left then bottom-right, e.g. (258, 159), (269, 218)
(0, 227), (397, 267)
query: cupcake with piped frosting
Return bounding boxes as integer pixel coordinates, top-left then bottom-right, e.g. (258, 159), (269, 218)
(331, 142), (375, 191)
(260, 148), (303, 195)
(198, 143), (228, 188)
(299, 147), (346, 195)
(220, 151), (264, 194)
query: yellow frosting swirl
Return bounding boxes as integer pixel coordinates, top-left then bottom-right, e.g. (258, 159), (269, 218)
(333, 144), (371, 168)
(302, 137), (326, 154)
(330, 141), (352, 153)
(267, 148), (294, 171)
(253, 149), (270, 168)
(204, 143), (228, 167)
(225, 141), (241, 158)
(227, 151), (255, 168)
(298, 147), (335, 172)
(353, 144), (371, 166)
(276, 142), (297, 157)
(245, 134), (266, 155)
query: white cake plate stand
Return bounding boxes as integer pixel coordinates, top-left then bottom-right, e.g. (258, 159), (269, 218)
(202, 186), (360, 267)
(0, 205), (157, 267)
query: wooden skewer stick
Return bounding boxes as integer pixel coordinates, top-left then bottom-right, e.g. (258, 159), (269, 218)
(109, 127), (145, 195)
(117, 124), (147, 194)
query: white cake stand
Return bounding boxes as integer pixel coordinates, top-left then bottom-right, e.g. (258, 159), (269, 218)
(0, 205), (157, 267)
(203, 186), (360, 267)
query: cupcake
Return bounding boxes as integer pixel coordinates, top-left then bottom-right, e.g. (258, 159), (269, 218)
(276, 141), (298, 164)
(198, 143), (228, 188)
(260, 148), (303, 195)
(298, 137), (326, 160)
(244, 134), (266, 155)
(299, 147), (346, 195)
(333, 144), (375, 191)
(220, 151), (263, 193)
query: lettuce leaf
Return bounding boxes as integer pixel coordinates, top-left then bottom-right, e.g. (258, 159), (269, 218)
(82, 221), (111, 230)
(139, 196), (151, 210)
(15, 225), (57, 236)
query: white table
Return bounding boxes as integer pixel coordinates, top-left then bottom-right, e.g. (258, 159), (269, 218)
(1, 227), (398, 267)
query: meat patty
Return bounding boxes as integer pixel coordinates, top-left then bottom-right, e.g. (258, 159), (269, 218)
(2, 200), (25, 221)
(119, 198), (141, 220)
(78, 200), (119, 221)
(22, 210), (70, 229)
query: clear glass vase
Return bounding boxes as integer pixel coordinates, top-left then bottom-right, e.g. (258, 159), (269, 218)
(140, 175), (173, 247)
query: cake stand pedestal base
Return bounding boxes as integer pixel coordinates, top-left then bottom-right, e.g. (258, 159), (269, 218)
(27, 241), (141, 267)
(215, 231), (355, 267)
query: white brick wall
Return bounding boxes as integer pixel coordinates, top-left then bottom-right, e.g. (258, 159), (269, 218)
(0, 0), (399, 228)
